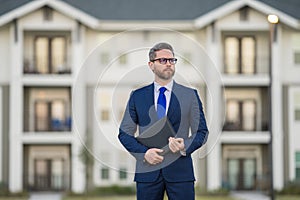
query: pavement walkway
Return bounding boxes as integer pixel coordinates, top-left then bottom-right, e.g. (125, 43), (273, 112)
(231, 191), (270, 200)
(29, 192), (62, 200)
(28, 191), (271, 200)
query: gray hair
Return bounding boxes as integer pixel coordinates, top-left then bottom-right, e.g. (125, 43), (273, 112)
(149, 42), (174, 61)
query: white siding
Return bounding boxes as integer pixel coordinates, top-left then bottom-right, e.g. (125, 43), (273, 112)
(0, 26), (10, 84)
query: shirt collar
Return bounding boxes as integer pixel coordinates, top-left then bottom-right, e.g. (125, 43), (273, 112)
(154, 80), (173, 92)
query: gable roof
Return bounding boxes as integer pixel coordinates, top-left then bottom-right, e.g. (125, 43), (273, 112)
(259, 0), (300, 20)
(0, 0), (299, 29)
(61, 0), (230, 20)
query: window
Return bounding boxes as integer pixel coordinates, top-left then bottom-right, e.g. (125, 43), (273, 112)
(100, 52), (110, 65)
(43, 6), (53, 21)
(294, 52), (300, 65)
(119, 54), (127, 65)
(119, 168), (127, 180)
(295, 110), (300, 121)
(223, 99), (256, 131)
(35, 100), (70, 131)
(182, 52), (192, 65)
(296, 152), (300, 180)
(224, 36), (256, 74)
(239, 6), (249, 21)
(101, 109), (110, 121)
(101, 168), (109, 180)
(34, 36), (68, 74)
(295, 92), (300, 121)
(24, 87), (71, 132)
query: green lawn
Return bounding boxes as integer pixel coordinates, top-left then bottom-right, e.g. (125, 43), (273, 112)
(62, 195), (300, 200)
(63, 195), (236, 200)
(0, 198), (27, 200)
(276, 196), (300, 200)
(0, 195), (299, 200)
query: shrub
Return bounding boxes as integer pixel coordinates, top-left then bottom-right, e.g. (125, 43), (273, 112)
(278, 181), (300, 195)
(0, 182), (9, 196)
(91, 185), (136, 196)
(67, 185), (136, 196)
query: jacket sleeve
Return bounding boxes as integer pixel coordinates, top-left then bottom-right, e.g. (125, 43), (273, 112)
(118, 92), (148, 160)
(184, 89), (209, 155)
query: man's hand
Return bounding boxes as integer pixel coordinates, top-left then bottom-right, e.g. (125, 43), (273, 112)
(144, 148), (164, 165)
(168, 137), (185, 153)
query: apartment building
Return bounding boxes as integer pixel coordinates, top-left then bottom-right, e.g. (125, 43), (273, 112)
(0, 0), (299, 193)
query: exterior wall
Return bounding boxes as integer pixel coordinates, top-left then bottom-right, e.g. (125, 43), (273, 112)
(0, 87), (2, 182)
(288, 86), (300, 181)
(7, 7), (85, 193)
(281, 31), (300, 83)
(0, 26), (10, 84)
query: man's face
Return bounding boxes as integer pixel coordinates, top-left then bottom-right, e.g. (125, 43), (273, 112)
(149, 49), (175, 81)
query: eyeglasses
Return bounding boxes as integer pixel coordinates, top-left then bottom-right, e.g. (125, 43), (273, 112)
(151, 58), (178, 65)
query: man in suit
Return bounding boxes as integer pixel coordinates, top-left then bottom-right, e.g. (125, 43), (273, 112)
(118, 42), (208, 200)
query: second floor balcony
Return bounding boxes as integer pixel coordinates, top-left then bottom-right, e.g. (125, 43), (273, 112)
(222, 32), (269, 76)
(222, 87), (269, 132)
(23, 87), (72, 133)
(23, 31), (72, 75)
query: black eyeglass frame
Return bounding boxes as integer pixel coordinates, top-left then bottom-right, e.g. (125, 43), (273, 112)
(150, 58), (178, 65)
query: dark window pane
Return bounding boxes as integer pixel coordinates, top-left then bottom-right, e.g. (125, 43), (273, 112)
(101, 168), (109, 180)
(119, 168), (127, 180)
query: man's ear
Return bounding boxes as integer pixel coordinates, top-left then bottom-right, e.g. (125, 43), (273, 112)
(148, 61), (154, 71)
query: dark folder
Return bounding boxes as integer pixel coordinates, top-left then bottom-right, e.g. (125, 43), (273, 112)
(136, 117), (176, 154)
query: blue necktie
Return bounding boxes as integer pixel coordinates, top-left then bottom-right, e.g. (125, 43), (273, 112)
(157, 87), (167, 119)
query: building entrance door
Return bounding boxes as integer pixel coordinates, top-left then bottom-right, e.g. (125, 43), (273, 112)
(228, 158), (256, 190)
(34, 158), (64, 190)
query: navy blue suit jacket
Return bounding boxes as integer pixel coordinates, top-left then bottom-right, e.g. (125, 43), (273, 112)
(118, 81), (208, 183)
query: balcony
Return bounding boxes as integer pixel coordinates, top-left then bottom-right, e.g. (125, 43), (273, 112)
(23, 87), (72, 133)
(222, 32), (270, 78)
(23, 31), (72, 75)
(222, 87), (270, 133)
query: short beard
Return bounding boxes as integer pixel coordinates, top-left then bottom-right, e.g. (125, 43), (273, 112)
(155, 69), (175, 80)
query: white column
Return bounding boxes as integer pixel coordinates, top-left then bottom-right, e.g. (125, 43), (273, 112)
(71, 22), (86, 193)
(0, 87), (2, 182)
(271, 25), (284, 190)
(9, 21), (23, 192)
(206, 24), (222, 190)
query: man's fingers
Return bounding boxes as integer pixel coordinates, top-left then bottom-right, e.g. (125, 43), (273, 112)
(153, 148), (164, 153)
(144, 148), (164, 165)
(169, 137), (185, 153)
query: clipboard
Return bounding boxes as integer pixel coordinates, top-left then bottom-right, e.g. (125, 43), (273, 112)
(136, 117), (176, 155)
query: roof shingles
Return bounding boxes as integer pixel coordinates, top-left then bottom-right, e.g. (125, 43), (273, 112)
(0, 0), (299, 21)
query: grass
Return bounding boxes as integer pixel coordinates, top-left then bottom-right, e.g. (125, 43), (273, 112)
(62, 195), (300, 200)
(277, 196), (300, 200)
(62, 195), (236, 200)
(0, 195), (299, 200)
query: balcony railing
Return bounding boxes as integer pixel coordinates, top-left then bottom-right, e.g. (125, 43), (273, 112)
(23, 60), (71, 75)
(24, 174), (70, 191)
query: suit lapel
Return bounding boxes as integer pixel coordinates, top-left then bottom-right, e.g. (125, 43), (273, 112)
(167, 82), (181, 122)
(145, 83), (157, 121)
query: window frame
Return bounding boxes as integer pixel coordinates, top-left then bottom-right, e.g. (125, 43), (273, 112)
(34, 99), (68, 132)
(223, 98), (257, 131)
(224, 35), (257, 74)
(33, 35), (68, 74)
